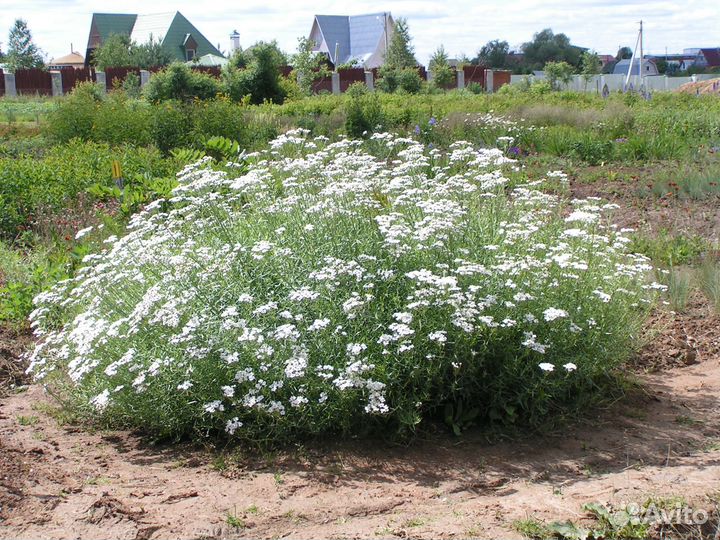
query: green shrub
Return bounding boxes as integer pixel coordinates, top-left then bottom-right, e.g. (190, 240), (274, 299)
(0, 141), (175, 239)
(144, 63), (221, 103)
(46, 82), (103, 143)
(150, 102), (193, 152)
(222, 42), (287, 105)
(191, 98), (248, 144)
(29, 133), (655, 443)
(344, 83), (384, 138)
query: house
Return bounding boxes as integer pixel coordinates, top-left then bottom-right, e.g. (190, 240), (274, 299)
(85, 11), (222, 66)
(308, 12), (396, 69)
(598, 54), (615, 67)
(612, 58), (658, 76)
(694, 48), (720, 69)
(49, 50), (85, 69)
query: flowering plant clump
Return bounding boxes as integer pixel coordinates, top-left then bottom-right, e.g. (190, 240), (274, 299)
(28, 130), (657, 441)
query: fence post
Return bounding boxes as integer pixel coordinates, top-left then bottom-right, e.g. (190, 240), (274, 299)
(456, 69), (465, 90)
(364, 70), (374, 91)
(50, 71), (63, 97)
(486, 70), (494, 93)
(140, 70), (150, 88)
(331, 72), (340, 94)
(4, 72), (17, 97)
(95, 71), (107, 93)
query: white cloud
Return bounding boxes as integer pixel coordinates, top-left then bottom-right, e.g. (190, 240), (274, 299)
(0, 0), (717, 64)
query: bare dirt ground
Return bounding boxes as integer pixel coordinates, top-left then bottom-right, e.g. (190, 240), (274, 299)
(1, 304), (719, 540)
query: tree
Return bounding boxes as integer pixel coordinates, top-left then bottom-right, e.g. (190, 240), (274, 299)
(384, 18), (416, 69)
(222, 41), (287, 104)
(474, 39), (509, 68)
(544, 61), (574, 90)
(6, 19), (45, 71)
(521, 28), (582, 71)
(378, 18), (420, 93)
(132, 35), (172, 68)
(580, 50), (600, 89)
(93, 34), (171, 70)
(93, 34), (133, 70)
(616, 46), (633, 61)
(429, 45), (454, 88)
(291, 36), (331, 95)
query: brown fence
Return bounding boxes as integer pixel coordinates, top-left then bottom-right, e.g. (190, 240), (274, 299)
(463, 65), (486, 87)
(14, 68), (52, 95)
(0, 65), (511, 98)
(339, 68), (365, 92)
(59, 67), (95, 93)
(493, 70), (511, 91)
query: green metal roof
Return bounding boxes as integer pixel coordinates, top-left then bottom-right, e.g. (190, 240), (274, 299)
(86, 11), (222, 63)
(160, 12), (222, 61)
(88, 13), (137, 49)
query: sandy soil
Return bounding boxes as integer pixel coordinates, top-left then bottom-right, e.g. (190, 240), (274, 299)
(1, 328), (719, 539)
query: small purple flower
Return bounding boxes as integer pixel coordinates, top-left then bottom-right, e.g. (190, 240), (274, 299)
(428, 117), (437, 126)
(428, 143), (434, 149)
(509, 146), (521, 155)
(614, 138), (628, 144)
(414, 124), (421, 135)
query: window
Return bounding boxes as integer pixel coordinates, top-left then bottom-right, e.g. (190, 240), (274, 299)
(186, 49), (196, 61)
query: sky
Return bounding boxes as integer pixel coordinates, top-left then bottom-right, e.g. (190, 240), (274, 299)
(1, 0), (718, 64)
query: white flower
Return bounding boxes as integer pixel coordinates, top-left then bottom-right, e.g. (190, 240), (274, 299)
(308, 318), (330, 332)
(428, 330), (447, 343)
(203, 400), (224, 413)
(538, 363), (555, 372)
(225, 417), (243, 435)
(177, 380), (193, 391)
(91, 389), (110, 411)
(74, 226), (93, 240)
(563, 363), (577, 372)
(543, 308), (568, 322)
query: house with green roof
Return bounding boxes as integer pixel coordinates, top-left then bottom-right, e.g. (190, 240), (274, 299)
(85, 11), (222, 66)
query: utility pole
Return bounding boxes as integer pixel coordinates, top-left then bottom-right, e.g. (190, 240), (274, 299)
(639, 20), (644, 85)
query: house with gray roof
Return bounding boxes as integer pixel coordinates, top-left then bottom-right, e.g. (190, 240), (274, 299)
(612, 58), (658, 76)
(309, 12), (394, 69)
(85, 11), (222, 66)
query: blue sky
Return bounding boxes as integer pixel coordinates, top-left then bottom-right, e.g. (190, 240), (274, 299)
(1, 0), (718, 63)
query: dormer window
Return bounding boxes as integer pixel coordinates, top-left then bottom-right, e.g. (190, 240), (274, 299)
(183, 33), (198, 62)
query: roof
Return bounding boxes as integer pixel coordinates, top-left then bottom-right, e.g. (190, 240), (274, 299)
(87, 13), (137, 49)
(130, 12), (176, 44)
(699, 48), (720, 66)
(612, 58), (657, 76)
(186, 53), (228, 67)
(86, 11), (222, 63)
(313, 12), (389, 65)
(50, 52), (85, 65)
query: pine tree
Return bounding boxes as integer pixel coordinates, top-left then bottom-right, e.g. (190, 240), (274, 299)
(6, 19), (45, 71)
(429, 45), (454, 88)
(384, 18), (416, 69)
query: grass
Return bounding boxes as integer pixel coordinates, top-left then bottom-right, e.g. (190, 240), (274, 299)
(699, 258), (720, 313)
(225, 510), (246, 529)
(16, 414), (39, 426)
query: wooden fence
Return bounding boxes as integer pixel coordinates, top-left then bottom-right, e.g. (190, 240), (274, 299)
(0, 65), (512, 98)
(14, 68), (53, 95)
(59, 67), (95, 94)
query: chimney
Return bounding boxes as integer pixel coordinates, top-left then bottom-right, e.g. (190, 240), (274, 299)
(230, 30), (240, 52)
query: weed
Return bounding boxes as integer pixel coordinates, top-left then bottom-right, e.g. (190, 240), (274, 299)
(225, 510), (245, 529)
(16, 415), (39, 426)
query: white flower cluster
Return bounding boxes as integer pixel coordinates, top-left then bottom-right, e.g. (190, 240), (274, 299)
(26, 130), (654, 439)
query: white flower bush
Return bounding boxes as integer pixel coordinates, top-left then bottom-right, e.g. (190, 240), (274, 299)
(27, 130), (656, 441)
